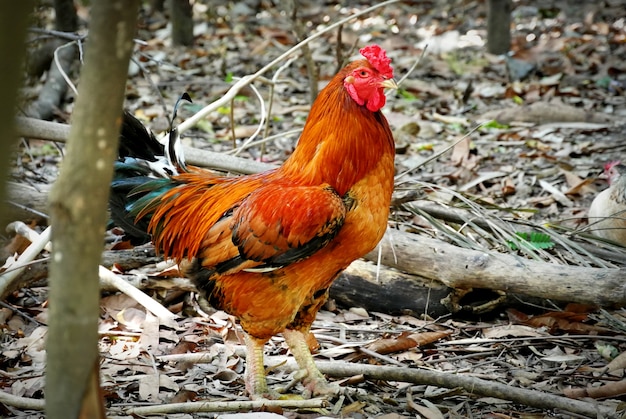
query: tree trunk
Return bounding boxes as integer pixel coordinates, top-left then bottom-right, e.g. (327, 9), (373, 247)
(25, 0), (80, 118)
(150, 0), (165, 13)
(45, 1), (140, 418)
(54, 0), (78, 32)
(26, 0), (78, 78)
(169, 0), (193, 46)
(487, 0), (511, 55)
(0, 1), (33, 229)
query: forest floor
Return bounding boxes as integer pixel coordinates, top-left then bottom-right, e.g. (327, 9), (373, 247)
(3, 0), (626, 418)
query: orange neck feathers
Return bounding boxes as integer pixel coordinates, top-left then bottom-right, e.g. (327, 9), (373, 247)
(281, 60), (395, 196)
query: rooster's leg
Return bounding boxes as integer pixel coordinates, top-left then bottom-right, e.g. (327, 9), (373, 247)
(282, 328), (340, 398)
(244, 334), (278, 399)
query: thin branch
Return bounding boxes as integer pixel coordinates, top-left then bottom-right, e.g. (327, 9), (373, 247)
(395, 121), (491, 180)
(125, 398), (328, 415)
(290, 0), (318, 102)
(28, 27), (85, 42)
(0, 226), (51, 297)
(53, 41), (79, 95)
(98, 266), (178, 323)
(154, 352), (614, 417)
(261, 55), (299, 158)
(0, 390), (45, 411)
(173, 0), (400, 137)
(14, 116), (275, 175)
(396, 44), (428, 87)
(231, 79), (266, 157)
(5, 221), (52, 252)
(316, 362), (614, 417)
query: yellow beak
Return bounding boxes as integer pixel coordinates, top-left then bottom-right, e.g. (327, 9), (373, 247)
(380, 78), (398, 89)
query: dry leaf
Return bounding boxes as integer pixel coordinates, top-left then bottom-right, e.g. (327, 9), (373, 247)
(367, 331), (451, 354)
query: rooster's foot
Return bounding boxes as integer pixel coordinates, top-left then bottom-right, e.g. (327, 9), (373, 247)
(277, 368), (341, 399)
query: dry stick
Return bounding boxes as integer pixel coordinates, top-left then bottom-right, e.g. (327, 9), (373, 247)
(258, 55), (299, 159)
(153, 351), (613, 417)
(98, 266), (177, 323)
(14, 116), (273, 175)
(172, 0), (400, 138)
(124, 398), (328, 416)
(0, 226), (51, 296)
(0, 361), (325, 414)
(290, 0), (318, 102)
(0, 220), (176, 322)
(231, 79), (266, 157)
(316, 362), (613, 417)
(334, 25), (344, 73)
(24, 41), (76, 120)
(0, 390), (45, 411)
(6, 221), (52, 252)
(16, 0), (401, 172)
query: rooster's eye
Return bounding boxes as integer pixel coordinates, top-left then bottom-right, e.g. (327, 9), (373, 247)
(359, 70), (369, 77)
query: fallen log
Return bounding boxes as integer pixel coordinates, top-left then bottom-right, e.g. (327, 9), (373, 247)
(366, 229), (626, 308)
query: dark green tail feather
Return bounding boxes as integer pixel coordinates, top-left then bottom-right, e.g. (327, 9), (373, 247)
(109, 112), (178, 245)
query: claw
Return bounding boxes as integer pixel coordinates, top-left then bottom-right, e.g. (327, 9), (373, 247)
(282, 328), (342, 399)
(301, 376), (341, 399)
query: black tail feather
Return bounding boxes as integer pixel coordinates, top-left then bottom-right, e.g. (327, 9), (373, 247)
(109, 111), (173, 245)
(119, 110), (164, 162)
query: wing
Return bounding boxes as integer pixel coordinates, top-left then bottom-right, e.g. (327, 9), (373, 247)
(194, 184), (347, 278)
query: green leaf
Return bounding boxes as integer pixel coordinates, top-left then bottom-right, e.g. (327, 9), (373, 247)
(398, 88), (417, 100)
(481, 119), (509, 130)
(507, 232), (555, 251)
(217, 106), (231, 115)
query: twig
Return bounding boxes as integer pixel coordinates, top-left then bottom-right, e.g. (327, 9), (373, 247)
(28, 27), (85, 42)
(315, 333), (404, 367)
(14, 116), (275, 175)
(395, 121), (490, 180)
(54, 41), (79, 95)
(129, 55), (169, 116)
(173, 0), (400, 137)
(290, 0), (318, 102)
(0, 300), (44, 326)
(314, 362), (614, 417)
(396, 45), (428, 87)
(231, 78), (266, 157)
(124, 398), (328, 415)
(0, 390), (45, 411)
(230, 96), (236, 148)
(335, 25), (344, 73)
(231, 128), (302, 155)
(98, 266), (177, 323)
(260, 55), (299, 158)
(155, 351), (614, 417)
(24, 40), (77, 120)
(0, 226), (51, 297)
(4, 201), (49, 220)
(6, 221), (52, 252)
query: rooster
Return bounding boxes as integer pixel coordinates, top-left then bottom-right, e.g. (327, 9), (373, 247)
(587, 161), (626, 246)
(110, 45), (397, 399)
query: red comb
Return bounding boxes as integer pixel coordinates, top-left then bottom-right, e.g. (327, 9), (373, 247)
(605, 160), (621, 171)
(360, 45), (393, 79)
